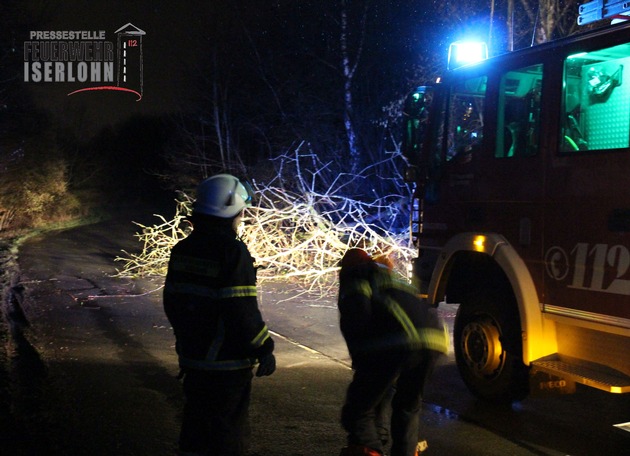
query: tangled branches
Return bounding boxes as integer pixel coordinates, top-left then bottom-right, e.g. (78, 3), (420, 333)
(115, 197), (193, 277)
(242, 152), (415, 292)
(115, 148), (415, 296)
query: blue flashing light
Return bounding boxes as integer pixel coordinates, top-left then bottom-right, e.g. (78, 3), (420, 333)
(447, 41), (488, 70)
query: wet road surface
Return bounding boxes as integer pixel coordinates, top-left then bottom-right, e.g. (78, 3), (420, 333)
(1, 212), (629, 455)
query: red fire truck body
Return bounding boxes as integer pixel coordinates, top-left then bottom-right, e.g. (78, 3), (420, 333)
(404, 17), (630, 402)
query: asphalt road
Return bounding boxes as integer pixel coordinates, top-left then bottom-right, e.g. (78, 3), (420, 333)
(1, 211), (629, 455)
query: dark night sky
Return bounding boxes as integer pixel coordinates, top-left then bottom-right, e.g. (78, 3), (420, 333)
(3, 0), (552, 214)
(15, 1), (445, 114)
(11, 0), (496, 144)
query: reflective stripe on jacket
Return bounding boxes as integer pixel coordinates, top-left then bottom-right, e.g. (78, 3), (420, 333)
(338, 263), (449, 360)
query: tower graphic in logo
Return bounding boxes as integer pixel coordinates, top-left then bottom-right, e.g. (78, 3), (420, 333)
(64, 22), (145, 101)
(115, 23), (145, 99)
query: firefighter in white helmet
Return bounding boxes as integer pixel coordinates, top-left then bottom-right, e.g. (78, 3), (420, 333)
(164, 174), (276, 456)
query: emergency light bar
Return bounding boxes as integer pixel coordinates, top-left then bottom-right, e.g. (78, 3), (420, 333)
(447, 41), (488, 70)
(578, 0), (630, 25)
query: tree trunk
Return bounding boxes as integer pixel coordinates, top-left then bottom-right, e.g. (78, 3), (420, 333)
(340, 0), (362, 174)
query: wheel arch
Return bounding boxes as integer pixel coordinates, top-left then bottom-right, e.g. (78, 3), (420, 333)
(426, 232), (557, 364)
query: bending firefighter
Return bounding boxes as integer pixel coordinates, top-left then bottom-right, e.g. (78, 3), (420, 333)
(338, 249), (449, 456)
(164, 174), (276, 456)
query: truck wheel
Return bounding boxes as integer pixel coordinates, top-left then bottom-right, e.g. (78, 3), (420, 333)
(454, 290), (529, 403)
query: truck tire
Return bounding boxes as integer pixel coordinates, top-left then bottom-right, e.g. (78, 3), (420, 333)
(454, 289), (529, 403)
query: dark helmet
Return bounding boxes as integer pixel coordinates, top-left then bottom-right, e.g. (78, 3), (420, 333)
(340, 248), (373, 270)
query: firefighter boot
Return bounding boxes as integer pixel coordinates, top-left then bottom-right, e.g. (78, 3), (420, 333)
(339, 444), (383, 456)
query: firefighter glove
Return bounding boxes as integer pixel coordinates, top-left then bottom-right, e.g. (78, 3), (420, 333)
(256, 354), (276, 377)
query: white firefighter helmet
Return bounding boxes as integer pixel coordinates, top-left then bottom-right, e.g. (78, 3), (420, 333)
(193, 174), (253, 218)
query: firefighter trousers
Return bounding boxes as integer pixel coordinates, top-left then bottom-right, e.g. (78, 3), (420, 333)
(179, 368), (253, 456)
(341, 352), (434, 456)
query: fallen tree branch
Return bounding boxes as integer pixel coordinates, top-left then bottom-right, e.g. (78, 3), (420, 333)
(115, 151), (414, 297)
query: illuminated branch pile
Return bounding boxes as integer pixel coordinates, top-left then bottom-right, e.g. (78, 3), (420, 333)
(116, 149), (415, 295)
(115, 196), (193, 277)
(243, 164), (415, 291)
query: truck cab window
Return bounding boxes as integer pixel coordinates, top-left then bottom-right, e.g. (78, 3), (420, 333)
(562, 42), (630, 152)
(496, 64), (543, 158)
(447, 76), (487, 162)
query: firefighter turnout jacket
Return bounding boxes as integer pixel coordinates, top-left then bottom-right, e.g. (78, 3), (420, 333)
(338, 261), (448, 365)
(164, 216), (274, 371)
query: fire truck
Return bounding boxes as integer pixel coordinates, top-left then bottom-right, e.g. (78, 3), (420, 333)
(403, 1), (630, 402)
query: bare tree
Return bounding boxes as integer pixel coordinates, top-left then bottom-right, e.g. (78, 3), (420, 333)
(340, 0), (367, 173)
(518, 0), (581, 44)
(437, 0), (582, 53)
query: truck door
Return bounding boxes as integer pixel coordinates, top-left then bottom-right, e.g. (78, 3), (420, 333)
(543, 41), (630, 323)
